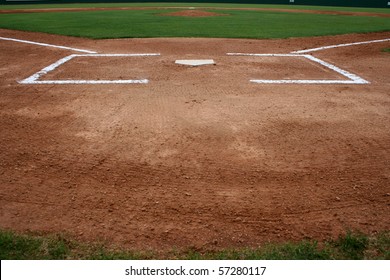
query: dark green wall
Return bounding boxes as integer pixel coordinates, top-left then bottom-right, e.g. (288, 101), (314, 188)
(1, 0), (389, 8)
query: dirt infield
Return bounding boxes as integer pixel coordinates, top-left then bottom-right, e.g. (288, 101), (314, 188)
(0, 29), (389, 251)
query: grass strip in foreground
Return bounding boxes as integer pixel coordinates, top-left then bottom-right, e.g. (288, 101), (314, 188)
(1, 229), (389, 260)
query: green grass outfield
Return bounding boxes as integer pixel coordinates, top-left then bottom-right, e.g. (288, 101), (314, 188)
(1, 229), (389, 260)
(0, 4), (389, 39)
(1, 3), (390, 13)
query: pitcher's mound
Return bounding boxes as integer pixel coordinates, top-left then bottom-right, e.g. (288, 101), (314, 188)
(160, 10), (230, 17)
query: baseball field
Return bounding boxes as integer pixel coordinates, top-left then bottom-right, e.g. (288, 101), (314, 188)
(0, 2), (389, 259)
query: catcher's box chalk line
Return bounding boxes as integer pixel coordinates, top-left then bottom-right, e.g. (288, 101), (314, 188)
(19, 53), (160, 85)
(7, 35), (387, 85)
(227, 53), (369, 84)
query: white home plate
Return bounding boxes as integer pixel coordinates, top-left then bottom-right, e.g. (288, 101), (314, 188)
(175, 59), (215, 66)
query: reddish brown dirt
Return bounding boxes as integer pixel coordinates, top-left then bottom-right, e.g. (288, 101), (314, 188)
(0, 7), (389, 18)
(0, 29), (389, 252)
(159, 10), (229, 17)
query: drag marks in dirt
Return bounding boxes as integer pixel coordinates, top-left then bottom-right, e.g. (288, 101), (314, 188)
(2, 33), (390, 249)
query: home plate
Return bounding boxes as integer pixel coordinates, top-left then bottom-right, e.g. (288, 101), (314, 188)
(175, 59), (215, 66)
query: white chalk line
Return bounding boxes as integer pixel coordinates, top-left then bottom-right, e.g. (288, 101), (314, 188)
(20, 54), (77, 84)
(4, 35), (386, 85)
(227, 53), (369, 84)
(292, 38), (390, 54)
(19, 53), (160, 85)
(24, 79), (149, 85)
(250, 80), (365, 84)
(0, 36), (97, 54)
(227, 53), (303, 57)
(303, 54), (368, 84)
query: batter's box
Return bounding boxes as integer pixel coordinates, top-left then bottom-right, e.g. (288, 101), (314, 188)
(227, 53), (369, 84)
(19, 53), (160, 84)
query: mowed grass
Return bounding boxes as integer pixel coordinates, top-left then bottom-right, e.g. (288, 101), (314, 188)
(1, 229), (389, 260)
(1, 3), (390, 13)
(0, 9), (389, 39)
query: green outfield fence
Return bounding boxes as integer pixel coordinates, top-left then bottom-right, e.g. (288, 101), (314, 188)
(0, 0), (389, 8)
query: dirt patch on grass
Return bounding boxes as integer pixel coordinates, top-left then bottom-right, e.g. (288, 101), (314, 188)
(159, 9), (230, 17)
(0, 29), (389, 251)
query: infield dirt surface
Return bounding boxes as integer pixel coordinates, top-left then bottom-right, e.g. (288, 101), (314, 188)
(0, 28), (389, 251)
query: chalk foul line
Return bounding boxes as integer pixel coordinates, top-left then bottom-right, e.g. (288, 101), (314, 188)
(291, 38), (390, 54)
(0, 36), (97, 54)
